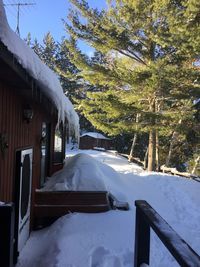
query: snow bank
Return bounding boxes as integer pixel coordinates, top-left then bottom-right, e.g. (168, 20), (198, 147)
(42, 153), (107, 191)
(16, 150), (200, 267)
(42, 153), (127, 201)
(0, 1), (79, 138)
(17, 211), (134, 267)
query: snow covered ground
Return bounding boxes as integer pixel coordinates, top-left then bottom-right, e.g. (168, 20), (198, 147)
(16, 149), (200, 267)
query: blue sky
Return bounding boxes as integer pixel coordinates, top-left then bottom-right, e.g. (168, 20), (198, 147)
(4, 0), (106, 54)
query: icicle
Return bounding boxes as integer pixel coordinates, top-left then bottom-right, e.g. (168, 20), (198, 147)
(0, 0), (80, 141)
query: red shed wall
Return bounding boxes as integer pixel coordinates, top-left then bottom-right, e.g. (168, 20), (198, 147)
(79, 136), (97, 149)
(79, 136), (112, 150)
(0, 81), (56, 202)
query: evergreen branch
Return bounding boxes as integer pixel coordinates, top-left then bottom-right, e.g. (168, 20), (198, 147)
(115, 48), (147, 65)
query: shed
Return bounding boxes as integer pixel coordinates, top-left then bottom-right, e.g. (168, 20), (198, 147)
(79, 132), (112, 150)
(0, 1), (79, 264)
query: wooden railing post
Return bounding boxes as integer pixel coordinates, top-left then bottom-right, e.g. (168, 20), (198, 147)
(134, 200), (200, 267)
(134, 204), (150, 267)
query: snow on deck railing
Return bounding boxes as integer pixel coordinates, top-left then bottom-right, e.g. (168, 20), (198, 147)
(160, 165), (199, 179)
(134, 200), (200, 267)
(0, 0), (79, 139)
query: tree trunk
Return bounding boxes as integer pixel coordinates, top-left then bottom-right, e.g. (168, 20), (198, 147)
(128, 133), (138, 161)
(156, 130), (159, 171)
(165, 131), (179, 167)
(148, 129), (156, 171)
(155, 98), (160, 171)
(144, 147), (148, 169)
(165, 119), (182, 167)
(192, 155), (200, 175)
(129, 113), (140, 161)
(147, 98), (156, 171)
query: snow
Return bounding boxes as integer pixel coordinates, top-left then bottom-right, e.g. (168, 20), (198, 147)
(93, 147), (106, 151)
(41, 153), (106, 191)
(81, 132), (111, 140)
(0, 1), (79, 138)
(194, 98), (200, 105)
(16, 149), (200, 267)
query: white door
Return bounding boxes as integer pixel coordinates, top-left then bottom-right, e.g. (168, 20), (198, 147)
(18, 148), (33, 252)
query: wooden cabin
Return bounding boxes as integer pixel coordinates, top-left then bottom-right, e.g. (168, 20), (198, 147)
(0, 3), (80, 265)
(79, 132), (113, 150)
(0, 44), (71, 262)
(0, 4), (116, 266)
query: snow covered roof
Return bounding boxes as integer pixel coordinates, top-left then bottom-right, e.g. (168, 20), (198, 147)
(194, 98), (200, 106)
(81, 132), (111, 140)
(0, 0), (79, 138)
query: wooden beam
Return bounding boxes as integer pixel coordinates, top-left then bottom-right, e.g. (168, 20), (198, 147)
(160, 165), (196, 178)
(35, 191), (110, 206)
(134, 200), (200, 267)
(34, 203), (110, 217)
(34, 191), (111, 226)
(134, 208), (150, 267)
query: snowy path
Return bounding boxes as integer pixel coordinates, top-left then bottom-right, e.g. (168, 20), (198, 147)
(16, 150), (200, 267)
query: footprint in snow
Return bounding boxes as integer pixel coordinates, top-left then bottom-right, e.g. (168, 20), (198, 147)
(89, 246), (122, 267)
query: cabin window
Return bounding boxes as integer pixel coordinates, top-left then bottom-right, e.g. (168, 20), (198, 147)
(40, 122), (50, 187)
(53, 125), (65, 163)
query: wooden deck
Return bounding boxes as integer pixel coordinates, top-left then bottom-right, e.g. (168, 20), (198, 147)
(34, 190), (111, 228)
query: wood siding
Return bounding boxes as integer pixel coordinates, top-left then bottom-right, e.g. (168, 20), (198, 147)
(79, 135), (112, 150)
(34, 191), (110, 228)
(0, 81), (57, 202)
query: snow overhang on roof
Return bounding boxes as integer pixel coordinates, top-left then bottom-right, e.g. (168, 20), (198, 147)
(0, 0), (79, 139)
(81, 132), (111, 140)
(194, 98), (200, 106)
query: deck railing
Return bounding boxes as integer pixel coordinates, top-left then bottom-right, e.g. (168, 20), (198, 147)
(134, 200), (200, 267)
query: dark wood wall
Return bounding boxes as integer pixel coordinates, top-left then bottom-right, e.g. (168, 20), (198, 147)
(79, 136), (112, 150)
(0, 81), (56, 202)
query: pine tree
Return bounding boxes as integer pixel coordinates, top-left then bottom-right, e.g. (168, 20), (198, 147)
(25, 32), (96, 133)
(25, 33), (78, 100)
(63, 0), (200, 171)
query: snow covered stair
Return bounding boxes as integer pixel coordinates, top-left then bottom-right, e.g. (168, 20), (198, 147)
(34, 190), (110, 228)
(108, 193), (129, 211)
(33, 153), (130, 228)
(34, 190), (129, 229)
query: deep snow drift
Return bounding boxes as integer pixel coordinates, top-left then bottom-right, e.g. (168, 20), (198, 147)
(41, 153), (107, 191)
(16, 150), (200, 267)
